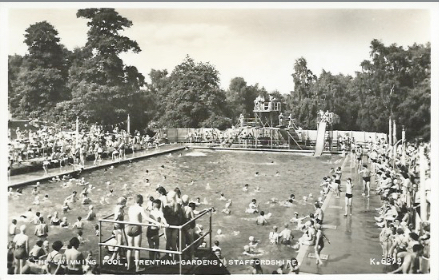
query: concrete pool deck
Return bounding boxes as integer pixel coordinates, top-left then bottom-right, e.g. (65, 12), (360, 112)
(8, 144), (186, 188)
(296, 153), (388, 274)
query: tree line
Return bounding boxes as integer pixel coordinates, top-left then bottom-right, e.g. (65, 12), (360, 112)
(8, 9), (431, 141)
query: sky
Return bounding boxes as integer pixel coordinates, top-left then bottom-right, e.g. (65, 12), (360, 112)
(6, 4), (432, 94)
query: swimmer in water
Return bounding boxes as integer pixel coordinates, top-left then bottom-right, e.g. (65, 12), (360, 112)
(269, 226), (280, 244)
(60, 217), (69, 228)
(145, 179), (150, 187)
(275, 171), (280, 177)
(246, 199), (259, 214)
(222, 199), (232, 215)
(82, 193), (91, 205)
(50, 212), (60, 225)
(86, 206), (96, 221)
(62, 201), (71, 213)
(289, 194), (295, 203)
(219, 193), (227, 201)
(243, 184), (249, 192)
(64, 191), (78, 204)
(194, 197), (201, 206)
(256, 211), (269, 226)
(31, 187), (39, 196)
(248, 236), (259, 250)
(243, 245), (260, 256)
(33, 195), (40, 205)
(255, 186), (261, 192)
(78, 177), (88, 186)
(255, 172), (259, 177)
(188, 180), (194, 186)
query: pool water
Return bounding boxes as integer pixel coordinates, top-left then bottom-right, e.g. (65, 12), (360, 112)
(8, 149), (343, 274)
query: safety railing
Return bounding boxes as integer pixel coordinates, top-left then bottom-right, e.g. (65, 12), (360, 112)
(98, 207), (214, 275)
(253, 102), (281, 112)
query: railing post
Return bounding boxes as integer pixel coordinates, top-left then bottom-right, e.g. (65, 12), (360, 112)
(209, 209), (212, 250)
(98, 220), (102, 274)
(179, 227), (182, 275)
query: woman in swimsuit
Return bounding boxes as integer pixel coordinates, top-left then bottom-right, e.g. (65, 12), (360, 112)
(344, 178), (354, 216)
(51, 211), (60, 226)
(13, 225), (29, 274)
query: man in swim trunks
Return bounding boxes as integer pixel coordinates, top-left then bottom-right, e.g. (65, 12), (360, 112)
(344, 178), (354, 216)
(126, 194), (165, 272)
(359, 164), (371, 197)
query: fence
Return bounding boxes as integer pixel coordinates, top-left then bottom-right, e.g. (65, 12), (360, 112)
(98, 208), (214, 275)
(163, 128), (387, 146)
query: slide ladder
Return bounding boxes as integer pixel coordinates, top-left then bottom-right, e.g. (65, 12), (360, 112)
(314, 121), (327, 156)
(278, 129), (303, 150)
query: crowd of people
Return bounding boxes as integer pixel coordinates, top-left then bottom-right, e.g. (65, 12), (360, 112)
(354, 138), (431, 274)
(7, 122), (431, 275)
(8, 123), (163, 174)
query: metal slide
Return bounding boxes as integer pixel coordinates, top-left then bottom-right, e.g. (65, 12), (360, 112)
(314, 121), (327, 156)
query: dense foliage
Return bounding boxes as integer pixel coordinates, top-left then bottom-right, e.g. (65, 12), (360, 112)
(8, 11), (431, 140)
(285, 40), (431, 141)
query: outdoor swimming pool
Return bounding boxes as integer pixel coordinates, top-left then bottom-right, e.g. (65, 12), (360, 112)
(8, 149), (344, 274)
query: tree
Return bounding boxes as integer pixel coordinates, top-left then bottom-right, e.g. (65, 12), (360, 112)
(9, 21), (69, 120)
(287, 57), (317, 129)
(160, 55), (230, 128)
(283, 40), (430, 140)
(59, 8), (145, 127)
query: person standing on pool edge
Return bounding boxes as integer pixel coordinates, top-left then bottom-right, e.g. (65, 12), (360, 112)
(126, 194), (165, 272)
(344, 178), (354, 216)
(359, 164), (371, 197)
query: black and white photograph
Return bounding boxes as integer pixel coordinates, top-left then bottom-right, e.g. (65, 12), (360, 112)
(2, 2), (438, 278)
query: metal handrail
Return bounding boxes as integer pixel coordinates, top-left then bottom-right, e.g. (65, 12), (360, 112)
(99, 207), (213, 230)
(180, 208), (211, 228)
(99, 219), (177, 229)
(180, 231), (210, 254)
(98, 207), (214, 275)
(98, 243), (182, 255)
